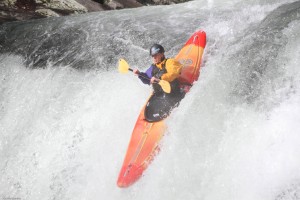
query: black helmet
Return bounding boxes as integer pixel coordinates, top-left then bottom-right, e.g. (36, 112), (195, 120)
(150, 44), (165, 56)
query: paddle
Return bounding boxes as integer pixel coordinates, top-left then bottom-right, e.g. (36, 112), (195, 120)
(118, 58), (171, 93)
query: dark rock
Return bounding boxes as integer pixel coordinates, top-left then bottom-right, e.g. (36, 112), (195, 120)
(75, 0), (107, 12)
(0, 0), (189, 24)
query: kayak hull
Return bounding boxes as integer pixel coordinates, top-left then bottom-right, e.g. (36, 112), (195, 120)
(117, 110), (166, 187)
(117, 30), (206, 188)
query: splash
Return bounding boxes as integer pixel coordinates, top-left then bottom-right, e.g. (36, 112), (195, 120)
(0, 0), (300, 199)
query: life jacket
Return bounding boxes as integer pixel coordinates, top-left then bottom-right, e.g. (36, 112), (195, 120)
(151, 59), (180, 94)
(152, 59), (167, 79)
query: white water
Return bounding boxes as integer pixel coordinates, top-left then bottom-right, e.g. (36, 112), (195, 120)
(1, 0), (300, 199)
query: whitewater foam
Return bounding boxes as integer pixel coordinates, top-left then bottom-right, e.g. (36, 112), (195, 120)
(1, 1), (300, 199)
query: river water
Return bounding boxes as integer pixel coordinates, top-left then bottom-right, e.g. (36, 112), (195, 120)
(1, 0), (300, 199)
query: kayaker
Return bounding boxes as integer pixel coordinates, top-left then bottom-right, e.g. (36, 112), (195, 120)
(133, 44), (183, 95)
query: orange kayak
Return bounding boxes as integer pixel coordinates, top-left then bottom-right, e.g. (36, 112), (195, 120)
(117, 31), (206, 188)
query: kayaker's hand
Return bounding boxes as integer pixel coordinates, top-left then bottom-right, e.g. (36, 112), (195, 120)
(150, 77), (160, 84)
(133, 69), (140, 75)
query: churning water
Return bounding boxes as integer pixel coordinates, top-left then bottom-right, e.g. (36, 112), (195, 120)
(1, 0), (300, 199)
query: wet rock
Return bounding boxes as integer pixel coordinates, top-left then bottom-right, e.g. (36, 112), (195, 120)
(75, 0), (107, 12)
(0, 0), (189, 24)
(35, 8), (60, 17)
(0, 0), (87, 24)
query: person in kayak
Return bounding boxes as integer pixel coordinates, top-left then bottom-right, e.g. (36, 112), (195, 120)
(133, 44), (183, 95)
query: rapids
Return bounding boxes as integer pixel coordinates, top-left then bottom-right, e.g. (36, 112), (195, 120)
(1, 0), (300, 199)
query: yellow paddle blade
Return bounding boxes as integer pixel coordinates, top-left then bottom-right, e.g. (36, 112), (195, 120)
(159, 80), (171, 93)
(118, 58), (130, 74)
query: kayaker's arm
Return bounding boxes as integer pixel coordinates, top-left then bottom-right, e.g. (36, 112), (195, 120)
(133, 65), (154, 85)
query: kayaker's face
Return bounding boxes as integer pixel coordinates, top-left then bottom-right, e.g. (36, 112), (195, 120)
(152, 53), (164, 64)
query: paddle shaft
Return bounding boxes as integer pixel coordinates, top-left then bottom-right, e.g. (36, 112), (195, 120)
(119, 58), (171, 93)
(128, 67), (157, 83)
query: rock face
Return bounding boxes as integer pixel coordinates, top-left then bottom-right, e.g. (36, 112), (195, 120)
(0, 0), (189, 24)
(0, 0), (87, 23)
